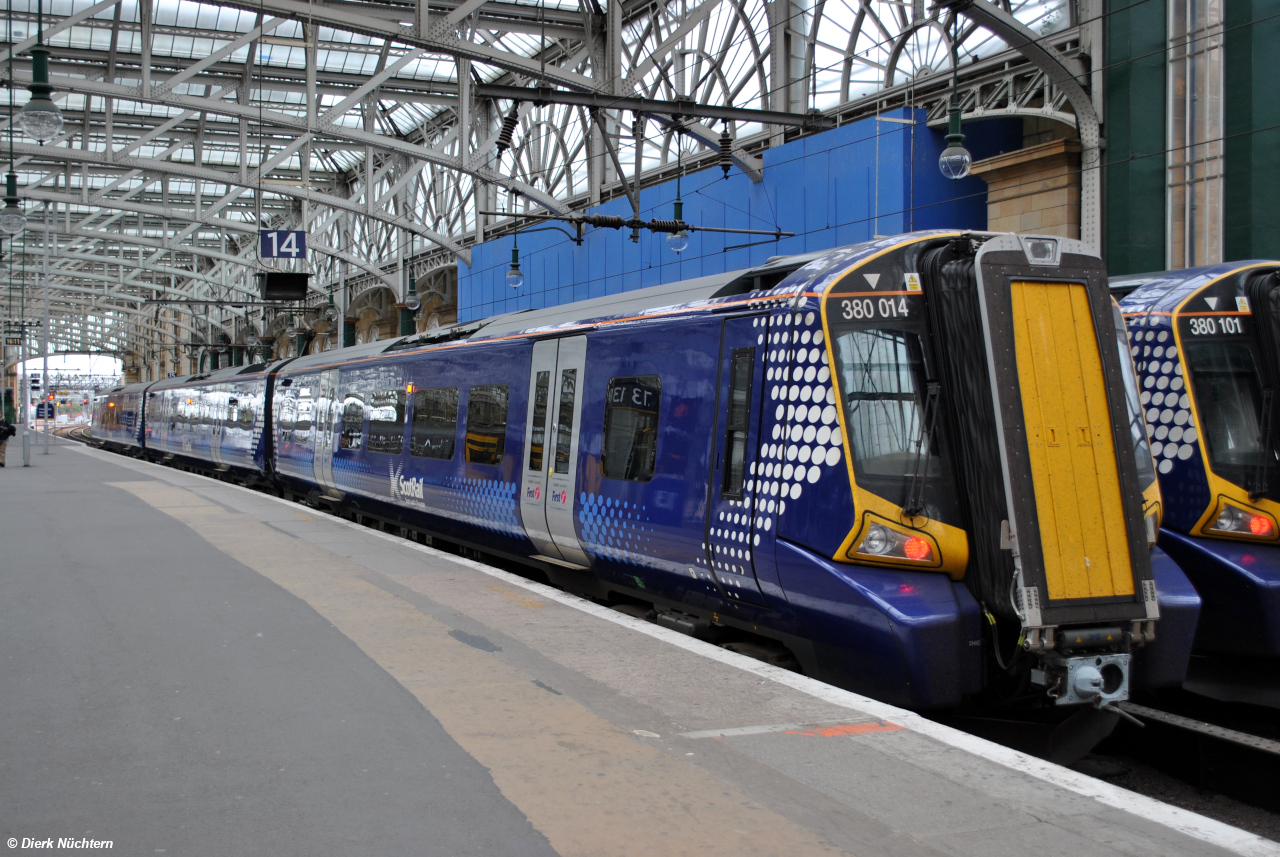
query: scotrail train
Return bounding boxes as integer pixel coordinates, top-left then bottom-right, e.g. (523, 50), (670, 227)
(1115, 263), (1280, 666)
(94, 230), (1201, 726)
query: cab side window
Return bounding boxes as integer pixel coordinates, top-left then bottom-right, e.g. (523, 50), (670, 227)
(601, 376), (661, 481)
(722, 349), (754, 498)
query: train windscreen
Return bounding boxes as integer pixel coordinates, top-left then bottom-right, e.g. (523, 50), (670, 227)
(831, 327), (962, 524)
(1183, 339), (1278, 492)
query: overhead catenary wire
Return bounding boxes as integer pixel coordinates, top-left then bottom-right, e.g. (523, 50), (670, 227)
(4, 0), (1275, 347)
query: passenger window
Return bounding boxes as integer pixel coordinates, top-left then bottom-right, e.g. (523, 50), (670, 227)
(722, 349), (754, 497)
(555, 369), (578, 474)
(466, 385), (509, 465)
(367, 389), (406, 453)
(528, 371), (550, 472)
(295, 387), (314, 433)
(238, 397), (255, 431)
(601, 375), (661, 482)
(278, 390), (297, 436)
(410, 387), (458, 459)
(340, 394), (365, 450)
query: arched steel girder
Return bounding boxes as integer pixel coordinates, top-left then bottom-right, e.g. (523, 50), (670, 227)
(0, 0), (599, 93)
(32, 251), (242, 298)
(43, 223), (265, 281)
(3, 273), (210, 327)
(26, 227), (260, 290)
(9, 224), (278, 319)
(10, 70), (571, 224)
(9, 240), (372, 359)
(11, 139), (471, 262)
(9, 334), (129, 357)
(3, 318), (194, 361)
(936, 0), (1101, 250)
(6, 293), (225, 352)
(19, 190), (399, 290)
(180, 0), (601, 92)
(6, 1), (759, 205)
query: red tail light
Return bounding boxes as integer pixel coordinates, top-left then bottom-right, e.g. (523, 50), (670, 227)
(903, 537), (932, 560)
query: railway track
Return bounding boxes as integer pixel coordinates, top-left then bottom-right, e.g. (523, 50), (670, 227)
(64, 428), (1280, 840)
(60, 426), (92, 443)
(1096, 686), (1280, 820)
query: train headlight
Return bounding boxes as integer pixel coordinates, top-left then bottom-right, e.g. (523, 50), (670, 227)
(861, 524), (893, 555)
(1205, 500), (1279, 541)
(854, 518), (937, 564)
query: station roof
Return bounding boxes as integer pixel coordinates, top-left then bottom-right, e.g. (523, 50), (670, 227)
(1, 0), (1073, 361)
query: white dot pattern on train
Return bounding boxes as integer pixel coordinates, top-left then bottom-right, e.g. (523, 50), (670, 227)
(752, 302), (843, 531)
(578, 494), (659, 567)
(691, 298), (845, 594)
(445, 476), (523, 536)
(1128, 317), (1199, 476)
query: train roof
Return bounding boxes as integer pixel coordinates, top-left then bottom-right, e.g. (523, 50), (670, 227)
(102, 381), (151, 396)
(1113, 260), (1279, 313)
(273, 230), (969, 376)
(143, 362), (275, 392)
(276, 247), (841, 375)
(100, 360), (277, 397)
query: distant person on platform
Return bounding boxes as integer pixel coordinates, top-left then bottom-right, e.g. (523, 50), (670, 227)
(0, 415), (15, 467)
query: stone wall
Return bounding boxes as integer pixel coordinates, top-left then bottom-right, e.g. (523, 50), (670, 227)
(969, 139), (1082, 239)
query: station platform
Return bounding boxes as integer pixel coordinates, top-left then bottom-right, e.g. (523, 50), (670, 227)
(2, 439), (1276, 857)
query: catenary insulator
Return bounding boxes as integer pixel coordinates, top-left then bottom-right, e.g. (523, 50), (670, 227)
(495, 108), (520, 157)
(719, 127), (733, 179)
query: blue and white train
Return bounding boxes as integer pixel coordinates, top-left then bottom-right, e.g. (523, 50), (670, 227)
(96, 230), (1201, 717)
(1116, 263), (1280, 662)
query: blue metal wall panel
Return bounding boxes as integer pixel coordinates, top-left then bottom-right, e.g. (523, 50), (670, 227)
(458, 110), (1019, 322)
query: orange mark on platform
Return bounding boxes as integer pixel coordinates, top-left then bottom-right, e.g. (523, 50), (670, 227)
(485, 585), (547, 609)
(785, 722), (904, 737)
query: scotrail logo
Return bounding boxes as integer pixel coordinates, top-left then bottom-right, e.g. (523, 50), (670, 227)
(389, 461), (424, 502)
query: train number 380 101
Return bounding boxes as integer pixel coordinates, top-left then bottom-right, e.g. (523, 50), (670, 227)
(1187, 316), (1243, 336)
(841, 297), (909, 320)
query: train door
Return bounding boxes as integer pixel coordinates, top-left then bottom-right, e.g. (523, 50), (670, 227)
(706, 316), (770, 605)
(312, 368), (340, 493)
(520, 336), (591, 567)
(971, 235), (1156, 643)
(1007, 281), (1138, 606)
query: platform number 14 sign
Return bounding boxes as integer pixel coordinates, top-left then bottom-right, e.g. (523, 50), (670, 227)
(260, 230), (306, 259)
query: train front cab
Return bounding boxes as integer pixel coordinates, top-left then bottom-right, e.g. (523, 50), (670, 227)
(93, 382), (151, 453)
(1117, 263), (1280, 658)
(797, 232), (1192, 711)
